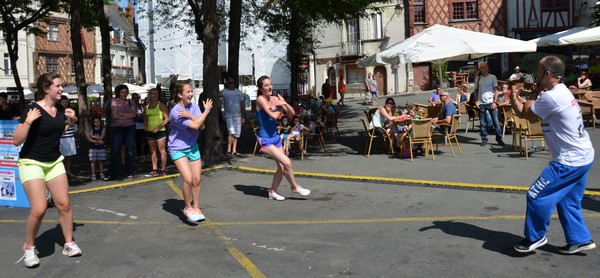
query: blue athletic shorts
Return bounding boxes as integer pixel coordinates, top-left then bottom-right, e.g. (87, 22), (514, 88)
(169, 143), (201, 162)
(257, 135), (282, 150)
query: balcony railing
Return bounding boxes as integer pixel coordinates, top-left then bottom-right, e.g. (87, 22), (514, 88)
(341, 40), (361, 56)
(112, 67), (133, 78)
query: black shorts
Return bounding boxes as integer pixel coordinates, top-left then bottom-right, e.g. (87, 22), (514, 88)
(145, 130), (167, 141)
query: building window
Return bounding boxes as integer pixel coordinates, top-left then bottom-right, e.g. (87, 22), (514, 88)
(71, 58), (76, 75)
(372, 13), (382, 39)
(345, 19), (361, 55)
(346, 19), (360, 40)
(451, 0), (478, 22)
(47, 23), (59, 41)
(4, 54), (12, 75)
(413, 0), (426, 24)
(541, 0), (567, 10)
(346, 65), (364, 84)
(113, 28), (122, 42)
(46, 55), (59, 73)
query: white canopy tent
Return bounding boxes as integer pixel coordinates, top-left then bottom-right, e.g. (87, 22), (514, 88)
(529, 26), (600, 46)
(62, 84), (104, 99)
(360, 24), (537, 85)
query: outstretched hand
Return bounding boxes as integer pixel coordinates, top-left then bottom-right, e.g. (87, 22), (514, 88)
(203, 98), (213, 111)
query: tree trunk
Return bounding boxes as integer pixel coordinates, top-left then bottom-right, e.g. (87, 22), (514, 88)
(287, 8), (300, 105)
(94, 0), (112, 142)
(71, 0), (89, 153)
(200, 0), (223, 164)
(227, 0), (241, 86)
(5, 29), (25, 108)
(94, 0), (112, 103)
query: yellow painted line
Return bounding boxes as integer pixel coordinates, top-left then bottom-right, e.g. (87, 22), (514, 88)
(210, 225), (266, 278)
(3, 213), (599, 227)
(203, 213), (600, 226)
(0, 219), (172, 225)
(64, 164), (600, 197)
(228, 165), (600, 197)
(164, 179), (265, 277)
(68, 165), (225, 195)
(167, 180), (184, 199)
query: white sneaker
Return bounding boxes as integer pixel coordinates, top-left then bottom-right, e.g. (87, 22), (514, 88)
(62, 242), (82, 257)
(268, 191), (285, 201)
(15, 246), (39, 268)
(183, 207), (203, 222)
(292, 186), (311, 196)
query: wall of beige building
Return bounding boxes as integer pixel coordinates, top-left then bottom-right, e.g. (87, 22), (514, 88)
(310, 3), (411, 98)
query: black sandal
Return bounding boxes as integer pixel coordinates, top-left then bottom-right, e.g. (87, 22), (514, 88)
(102, 176), (112, 181)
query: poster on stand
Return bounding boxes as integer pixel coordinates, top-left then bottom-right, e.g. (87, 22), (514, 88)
(0, 120), (29, 208)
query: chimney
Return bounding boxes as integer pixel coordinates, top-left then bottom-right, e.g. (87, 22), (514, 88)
(126, 1), (135, 26)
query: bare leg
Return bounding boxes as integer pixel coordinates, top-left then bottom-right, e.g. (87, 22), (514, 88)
(90, 161), (96, 177)
(231, 136), (238, 154)
(157, 139), (167, 172)
(99, 161), (104, 177)
(46, 174), (75, 244)
(21, 179), (48, 248)
(64, 156), (72, 176)
(173, 158), (193, 208)
(147, 139), (158, 170)
(260, 145), (301, 193)
(227, 134), (234, 154)
(188, 159), (202, 213)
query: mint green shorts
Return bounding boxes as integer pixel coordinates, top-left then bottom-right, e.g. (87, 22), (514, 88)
(169, 143), (201, 162)
(17, 156), (66, 184)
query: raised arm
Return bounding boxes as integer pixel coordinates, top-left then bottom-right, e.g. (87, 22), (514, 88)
(179, 99), (213, 130)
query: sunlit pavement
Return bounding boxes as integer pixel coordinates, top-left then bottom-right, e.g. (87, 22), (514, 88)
(2, 92), (599, 276)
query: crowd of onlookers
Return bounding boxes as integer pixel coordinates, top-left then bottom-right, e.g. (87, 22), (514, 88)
(275, 95), (338, 156)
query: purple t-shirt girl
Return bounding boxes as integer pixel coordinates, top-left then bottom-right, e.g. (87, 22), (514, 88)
(168, 102), (202, 153)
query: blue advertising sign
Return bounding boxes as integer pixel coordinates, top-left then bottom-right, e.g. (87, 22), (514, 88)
(0, 120), (30, 208)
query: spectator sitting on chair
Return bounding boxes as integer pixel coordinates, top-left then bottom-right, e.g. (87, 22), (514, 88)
(455, 83), (470, 104)
(509, 66), (523, 81)
(577, 71), (593, 90)
(429, 85), (442, 106)
(369, 97), (402, 148)
(432, 91), (456, 126)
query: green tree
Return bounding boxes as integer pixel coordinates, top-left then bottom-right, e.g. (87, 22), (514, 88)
(254, 0), (382, 102)
(0, 0), (63, 106)
(143, 0), (224, 163)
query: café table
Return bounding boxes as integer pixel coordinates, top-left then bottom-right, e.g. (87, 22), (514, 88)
(569, 88), (588, 99)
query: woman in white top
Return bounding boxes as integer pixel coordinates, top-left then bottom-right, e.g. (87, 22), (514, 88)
(369, 97), (402, 148)
(577, 71), (593, 90)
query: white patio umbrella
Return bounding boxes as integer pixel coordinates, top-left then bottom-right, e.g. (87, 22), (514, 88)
(62, 84), (103, 99)
(362, 24), (537, 85)
(123, 82), (148, 94)
(529, 26), (600, 46)
(357, 52), (387, 67)
(62, 85), (77, 94)
(86, 84), (104, 94)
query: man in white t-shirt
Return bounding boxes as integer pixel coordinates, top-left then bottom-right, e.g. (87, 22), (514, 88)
(511, 56), (596, 254)
(219, 77), (246, 156)
(474, 62), (504, 146)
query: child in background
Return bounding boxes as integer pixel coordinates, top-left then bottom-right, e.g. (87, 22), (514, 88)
(88, 117), (107, 180)
(308, 114), (325, 134)
(278, 116), (291, 155)
(288, 116), (309, 156)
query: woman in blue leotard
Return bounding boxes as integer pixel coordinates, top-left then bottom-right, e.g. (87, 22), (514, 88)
(255, 75), (311, 201)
